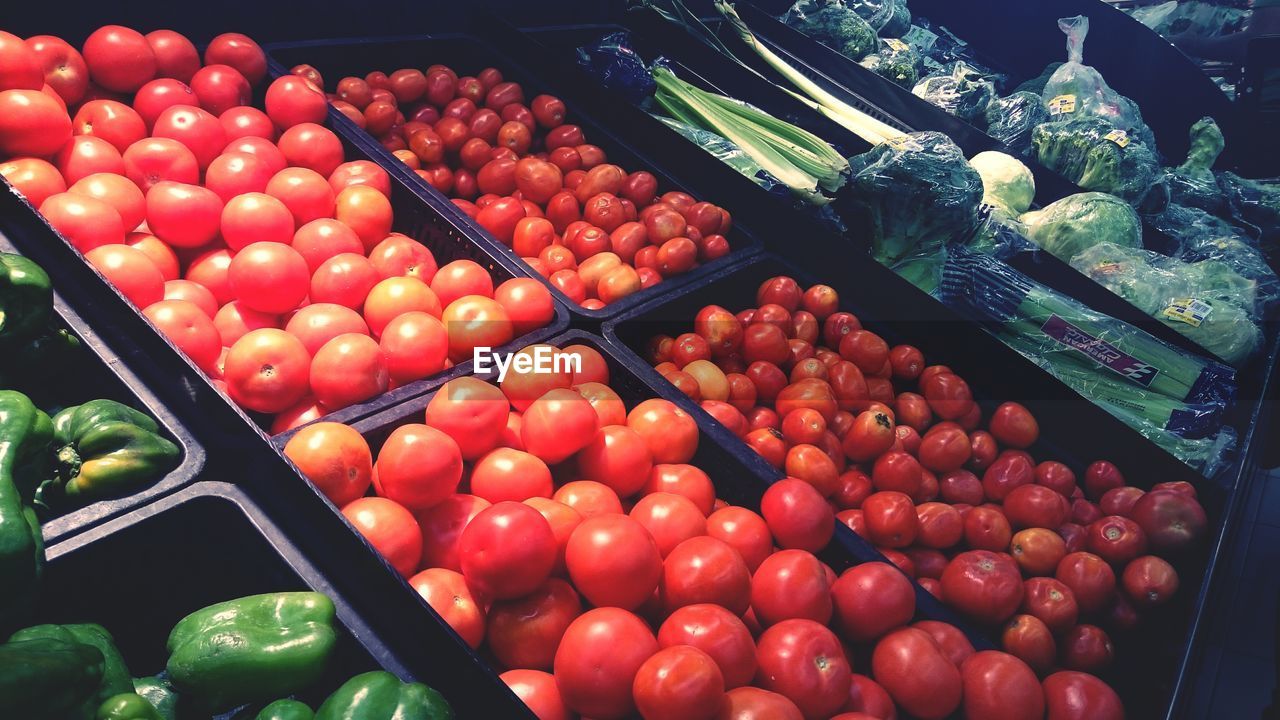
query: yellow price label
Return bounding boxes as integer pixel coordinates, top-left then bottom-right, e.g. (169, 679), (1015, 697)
(1103, 129), (1131, 148)
(1162, 298), (1213, 328)
(1048, 94), (1077, 115)
(885, 38), (910, 52)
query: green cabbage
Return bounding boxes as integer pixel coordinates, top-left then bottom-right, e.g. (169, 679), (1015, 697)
(1019, 192), (1142, 260)
(969, 151), (1036, 215)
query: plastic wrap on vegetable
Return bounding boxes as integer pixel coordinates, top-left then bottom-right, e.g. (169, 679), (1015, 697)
(969, 151), (1036, 216)
(1032, 117), (1161, 203)
(1041, 15), (1157, 146)
(1019, 192), (1142, 260)
(1130, 0), (1250, 40)
(984, 92), (1049, 157)
(940, 247), (1237, 408)
(844, 131), (983, 265)
(789, 0), (910, 36)
(1164, 117), (1227, 212)
(860, 38), (921, 88)
(1217, 171), (1280, 232)
(1070, 243), (1262, 365)
(1015, 63), (1064, 96)
(575, 31), (657, 105)
(1149, 204), (1279, 310)
(911, 62), (996, 122)
(781, 0), (879, 61)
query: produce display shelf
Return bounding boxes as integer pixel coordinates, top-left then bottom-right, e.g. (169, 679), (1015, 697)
(0, 231), (206, 546)
(38, 481), (532, 717)
(263, 31), (767, 325)
(601, 252), (1272, 719)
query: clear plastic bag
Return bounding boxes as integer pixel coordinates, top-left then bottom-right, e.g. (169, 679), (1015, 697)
(1069, 243), (1263, 366)
(1165, 117), (1227, 213)
(1217, 172), (1280, 233)
(1019, 191), (1143, 260)
(860, 38), (921, 88)
(1130, 0), (1250, 39)
(1149, 204), (1280, 316)
(575, 31), (657, 105)
(844, 131), (984, 266)
(911, 62), (997, 122)
(983, 92), (1049, 158)
(781, 0), (879, 61)
(1032, 117), (1162, 203)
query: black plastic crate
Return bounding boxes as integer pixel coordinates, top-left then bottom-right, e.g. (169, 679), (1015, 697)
(602, 252), (1272, 719)
(0, 234), (205, 546)
(36, 481), (531, 717)
(263, 31), (766, 325)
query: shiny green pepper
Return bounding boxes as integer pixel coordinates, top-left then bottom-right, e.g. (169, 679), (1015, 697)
(0, 636), (104, 717)
(0, 253), (53, 345)
(256, 698), (315, 720)
(166, 592), (337, 712)
(315, 671), (454, 720)
(132, 676), (181, 720)
(96, 693), (164, 720)
(0, 390), (52, 631)
(11, 623), (133, 710)
(45, 399), (180, 504)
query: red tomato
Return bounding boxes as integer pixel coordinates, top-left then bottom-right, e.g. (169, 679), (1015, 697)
(189, 64), (250, 116)
(203, 33), (267, 85)
(494, 277), (555, 335)
(662, 536), (751, 616)
(960, 651), (1044, 720)
(369, 234), (438, 281)
(291, 219), (363, 272)
(707, 507), (772, 572)
(284, 303), (368, 356)
(220, 106), (275, 142)
(553, 480), (623, 519)
(1042, 671), (1124, 720)
(964, 506), (1013, 551)
(501, 669), (571, 720)
(659, 604), (757, 690)
(213, 300), (277, 347)
(1021, 577), (1079, 634)
(0, 157), (66, 208)
(0, 31), (43, 93)
(310, 253), (378, 309)
(85, 244), (164, 307)
(1059, 625), (1114, 673)
(916, 502), (963, 549)
(467, 447), (549, 504)
(267, 166), (336, 226)
(717, 687), (804, 720)
(459, 501), (556, 599)
(631, 493), (707, 558)
(862, 491), (918, 548)
(415, 494), (490, 572)
(1121, 555), (1179, 607)
(1010, 527), (1068, 576)
(1083, 461), (1126, 500)
(1055, 551), (1117, 614)
(228, 241), (309, 314)
(525, 497), (583, 575)
(380, 311), (449, 385)
(487, 577), (582, 670)
(760, 479), (834, 552)
(163, 279), (217, 318)
(335, 185), (394, 251)
(755, 619), (852, 720)
(373, 423), (463, 511)
(1002, 614), (1056, 675)
(1085, 516), (1148, 566)
(1004, 484), (1070, 529)
(555, 608), (658, 718)
(142, 299), (220, 372)
(566, 513), (662, 611)
(870, 628), (961, 720)
(264, 75), (328, 129)
(913, 620), (975, 667)
(831, 561), (915, 643)
(409, 568), (485, 649)
(145, 181), (222, 248)
(441, 295), (514, 362)
(121, 137), (198, 191)
(144, 30), (199, 83)
(219, 192), (294, 251)
(341, 496), (421, 577)
(37, 192), (123, 251)
(224, 328), (310, 413)
(520, 388), (599, 465)
(940, 550), (1025, 625)
(626, 398), (699, 464)
(1129, 489), (1208, 554)
(633, 645), (726, 720)
(748, 549), (832, 627)
(82, 25), (155, 93)
(151, 104), (225, 169)
(576, 381), (627, 428)
(988, 402), (1039, 448)
(363, 276), (441, 337)
(425, 377), (516, 459)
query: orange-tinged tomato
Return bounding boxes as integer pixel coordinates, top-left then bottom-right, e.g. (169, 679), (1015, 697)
(282, 421), (373, 507)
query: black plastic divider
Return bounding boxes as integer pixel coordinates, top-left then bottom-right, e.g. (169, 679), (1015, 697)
(601, 252), (1270, 718)
(40, 481), (532, 717)
(0, 230), (206, 545)
(542, 12), (1222, 362)
(263, 30), (764, 325)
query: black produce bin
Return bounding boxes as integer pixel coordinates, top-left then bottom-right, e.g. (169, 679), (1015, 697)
(263, 31), (765, 324)
(602, 252), (1276, 719)
(0, 233), (206, 546)
(34, 481), (531, 717)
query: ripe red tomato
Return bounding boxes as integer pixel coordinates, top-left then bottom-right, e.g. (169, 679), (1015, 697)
(916, 502), (963, 549)
(204, 33), (267, 84)
(151, 104), (225, 169)
(566, 513), (662, 611)
(1122, 555), (1179, 607)
(1085, 515), (1148, 566)
(1004, 484), (1070, 529)
(408, 568), (485, 649)
(1001, 614), (1056, 674)
(633, 645), (726, 720)
(627, 399), (699, 464)
(519, 388), (599, 465)
(267, 167), (336, 226)
(213, 300), (277, 346)
(760, 478), (834, 552)
(717, 687), (804, 720)
(228, 241), (309, 314)
(1083, 461), (1126, 500)
(940, 550), (1025, 625)
(501, 669), (571, 720)
(658, 604), (757, 690)
(553, 480), (623, 519)
(414, 494), (489, 572)
(309, 252), (378, 310)
(871, 627), (962, 720)
(221, 106), (275, 142)
(963, 506), (1012, 551)
(960, 651), (1044, 720)
(459, 501), (556, 599)
(1021, 577), (1079, 634)
(363, 276), (442, 337)
(0, 31), (43, 92)
(145, 30), (200, 83)
(84, 244), (164, 307)
(982, 454), (1035, 502)
(380, 311), (449, 385)
(913, 620), (975, 668)
(26, 35), (87, 105)
(223, 328), (311, 413)
(0, 89), (71, 157)
(871, 451), (922, 496)
(369, 234), (438, 281)
(341, 496), (421, 577)
(220, 192), (294, 251)
(555, 607), (658, 718)
(1042, 671), (1124, 720)
(163, 279), (217, 318)
(1059, 625), (1114, 673)
(204, 151), (274, 202)
(142, 299), (220, 373)
(1010, 527), (1067, 576)
(373, 423), (462, 512)
(82, 25), (156, 93)
(630, 493), (706, 558)
(423, 377), (509, 459)
(0, 157), (65, 208)
(189, 64), (250, 116)
(831, 561), (914, 643)
(284, 303), (369, 355)
(487, 577), (581, 670)
(467, 447), (550, 504)
(749, 549), (832, 627)
(1129, 489), (1207, 554)
(145, 181), (222, 248)
(862, 491), (918, 548)
(122, 137), (198, 191)
(577, 425), (655, 498)
(988, 402), (1039, 448)
(265, 75), (328, 129)
(1055, 551), (1117, 614)
(707, 507), (772, 572)
(755, 619), (852, 720)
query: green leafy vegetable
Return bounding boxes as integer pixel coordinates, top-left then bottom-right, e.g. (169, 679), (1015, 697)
(1019, 192), (1142, 260)
(1032, 117), (1160, 203)
(969, 151), (1036, 215)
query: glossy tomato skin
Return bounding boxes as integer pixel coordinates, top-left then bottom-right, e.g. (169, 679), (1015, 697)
(717, 686), (804, 720)
(662, 536), (751, 616)
(501, 669), (571, 720)
(940, 550), (1025, 625)
(912, 620), (975, 668)
(459, 501), (556, 600)
(862, 491), (918, 548)
(1001, 614), (1056, 674)
(960, 651), (1045, 720)
(871, 627), (962, 720)
(1021, 577), (1079, 634)
(374, 423), (463, 511)
(658, 604), (758, 689)
(754, 619), (852, 720)
(1042, 671), (1124, 720)
(424, 377), (509, 460)
(565, 513), (662, 611)
(632, 645), (726, 720)
(1055, 551), (1117, 614)
(554, 607), (658, 719)
(1085, 515), (1148, 566)
(341, 496), (421, 577)
(760, 479), (833, 552)
(1129, 489), (1208, 554)
(487, 577), (582, 670)
(408, 568), (485, 649)
(707, 507), (772, 572)
(830, 561), (914, 643)
(750, 549), (832, 628)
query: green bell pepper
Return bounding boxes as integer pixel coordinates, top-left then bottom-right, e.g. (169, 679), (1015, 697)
(166, 592), (337, 712)
(0, 390), (52, 630)
(256, 699), (315, 720)
(11, 623), (133, 708)
(0, 636), (105, 717)
(315, 672), (454, 720)
(97, 693), (164, 720)
(0, 253), (53, 346)
(45, 399), (180, 504)
(133, 676), (181, 720)
(0, 325), (84, 390)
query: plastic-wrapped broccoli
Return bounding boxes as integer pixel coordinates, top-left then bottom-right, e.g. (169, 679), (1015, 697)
(834, 0), (906, 34)
(880, 0), (912, 37)
(844, 131), (983, 265)
(1019, 192), (1142, 260)
(1071, 242), (1263, 365)
(782, 0), (879, 60)
(984, 92), (1050, 157)
(860, 38), (920, 88)
(1164, 117), (1227, 212)
(1042, 16), (1156, 141)
(912, 62), (996, 122)
(1150, 204), (1280, 315)
(1217, 172), (1280, 232)
(1032, 117), (1161, 203)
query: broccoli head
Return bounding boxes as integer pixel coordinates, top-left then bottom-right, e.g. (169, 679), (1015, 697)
(786, 5), (878, 61)
(1165, 117), (1227, 212)
(1032, 117), (1160, 203)
(844, 131), (984, 265)
(881, 0), (912, 37)
(860, 39), (921, 88)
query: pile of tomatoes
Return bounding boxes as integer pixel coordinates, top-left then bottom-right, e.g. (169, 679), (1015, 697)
(644, 274), (1213, 713)
(0, 25), (556, 428)
(296, 61), (735, 308)
(284, 342), (1127, 720)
